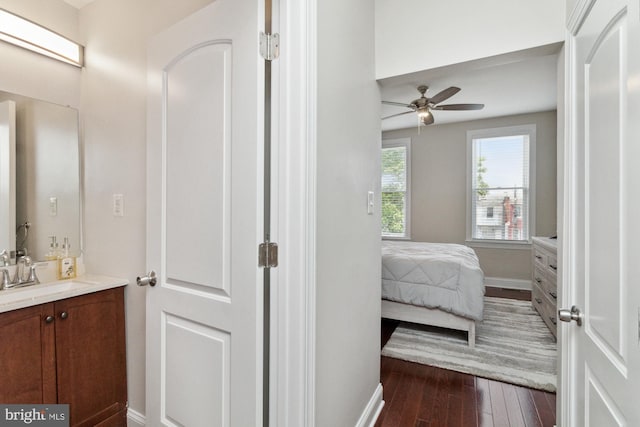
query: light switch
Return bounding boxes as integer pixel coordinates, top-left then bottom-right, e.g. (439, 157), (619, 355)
(367, 191), (374, 215)
(49, 197), (57, 216)
(113, 194), (124, 217)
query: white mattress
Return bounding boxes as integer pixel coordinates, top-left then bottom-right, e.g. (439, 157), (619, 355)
(382, 241), (485, 321)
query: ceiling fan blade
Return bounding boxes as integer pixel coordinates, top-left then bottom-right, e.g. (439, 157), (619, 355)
(382, 111), (414, 120)
(428, 86), (460, 105)
(434, 103), (485, 111)
(382, 100), (413, 108)
(421, 114), (435, 125)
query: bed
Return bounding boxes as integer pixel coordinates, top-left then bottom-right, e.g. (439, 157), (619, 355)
(381, 240), (485, 347)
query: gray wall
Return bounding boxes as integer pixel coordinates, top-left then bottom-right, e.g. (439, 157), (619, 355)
(384, 111), (557, 281)
(315, 0), (382, 425)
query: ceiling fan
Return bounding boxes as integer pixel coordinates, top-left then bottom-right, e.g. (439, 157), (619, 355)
(382, 85), (484, 125)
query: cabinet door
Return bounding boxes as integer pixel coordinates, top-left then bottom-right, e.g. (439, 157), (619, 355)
(0, 303), (57, 403)
(54, 288), (127, 427)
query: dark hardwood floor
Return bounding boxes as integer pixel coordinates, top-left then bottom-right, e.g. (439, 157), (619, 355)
(376, 288), (557, 427)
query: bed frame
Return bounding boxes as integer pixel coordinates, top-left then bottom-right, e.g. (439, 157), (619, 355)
(382, 299), (476, 348)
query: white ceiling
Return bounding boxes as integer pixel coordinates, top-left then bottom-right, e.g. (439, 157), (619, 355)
(379, 46), (561, 132)
(63, 0), (95, 9)
(57, 3), (559, 131)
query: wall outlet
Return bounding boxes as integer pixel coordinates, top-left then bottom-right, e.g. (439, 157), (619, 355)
(113, 194), (124, 217)
(367, 191), (374, 215)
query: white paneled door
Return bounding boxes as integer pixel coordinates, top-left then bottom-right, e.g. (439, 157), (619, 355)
(145, 1), (264, 426)
(564, 0), (640, 425)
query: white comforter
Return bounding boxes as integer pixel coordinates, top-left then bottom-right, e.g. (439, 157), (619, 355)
(382, 241), (485, 321)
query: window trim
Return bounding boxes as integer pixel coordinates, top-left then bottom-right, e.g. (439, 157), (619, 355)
(465, 124), (536, 249)
(382, 138), (411, 240)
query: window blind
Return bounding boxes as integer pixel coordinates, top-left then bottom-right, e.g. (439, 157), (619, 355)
(382, 144), (409, 237)
(471, 133), (530, 241)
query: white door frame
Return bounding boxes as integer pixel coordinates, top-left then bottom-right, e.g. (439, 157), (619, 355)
(270, 0), (317, 425)
(559, 2), (586, 424)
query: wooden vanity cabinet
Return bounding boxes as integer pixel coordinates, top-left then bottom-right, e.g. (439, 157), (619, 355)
(0, 302), (57, 404)
(0, 287), (127, 426)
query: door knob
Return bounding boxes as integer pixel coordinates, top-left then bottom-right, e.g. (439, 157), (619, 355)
(137, 270), (157, 287)
(558, 305), (583, 326)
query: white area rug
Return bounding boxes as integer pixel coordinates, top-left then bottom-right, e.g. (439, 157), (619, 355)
(381, 296), (557, 392)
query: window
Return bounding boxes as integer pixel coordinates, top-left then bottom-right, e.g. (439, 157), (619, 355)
(381, 139), (410, 238)
(466, 125), (535, 246)
(486, 207), (494, 218)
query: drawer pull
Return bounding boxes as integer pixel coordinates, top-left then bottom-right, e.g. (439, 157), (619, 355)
(549, 316), (557, 325)
(535, 278), (542, 284)
(549, 264), (557, 271)
(535, 297), (543, 304)
(549, 291), (557, 299)
(535, 255), (543, 260)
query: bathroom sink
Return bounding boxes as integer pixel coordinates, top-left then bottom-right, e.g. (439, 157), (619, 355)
(0, 275), (128, 313)
(0, 280), (86, 304)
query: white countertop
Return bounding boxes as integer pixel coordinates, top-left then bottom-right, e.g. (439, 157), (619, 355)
(0, 274), (128, 313)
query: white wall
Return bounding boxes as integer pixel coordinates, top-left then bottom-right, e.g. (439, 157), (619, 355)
(77, 0), (212, 420)
(383, 111), (557, 281)
(375, 0), (566, 79)
(315, 0), (382, 425)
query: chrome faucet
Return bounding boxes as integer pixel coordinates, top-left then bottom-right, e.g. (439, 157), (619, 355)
(0, 268), (9, 289)
(0, 250), (9, 267)
(6, 256), (39, 289)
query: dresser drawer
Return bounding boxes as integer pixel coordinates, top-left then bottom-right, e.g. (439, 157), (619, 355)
(546, 254), (558, 281)
(533, 247), (548, 271)
(532, 237), (558, 338)
(532, 283), (557, 338)
(533, 267), (557, 302)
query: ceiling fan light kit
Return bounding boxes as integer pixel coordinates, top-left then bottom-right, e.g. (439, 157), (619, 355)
(382, 84), (484, 126)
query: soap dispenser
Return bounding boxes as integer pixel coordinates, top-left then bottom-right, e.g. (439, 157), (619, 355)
(57, 237), (77, 280)
(45, 236), (58, 261)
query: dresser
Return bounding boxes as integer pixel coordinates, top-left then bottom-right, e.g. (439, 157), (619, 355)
(531, 237), (558, 338)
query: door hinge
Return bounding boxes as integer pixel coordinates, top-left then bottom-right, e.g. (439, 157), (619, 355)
(258, 242), (278, 268)
(260, 32), (280, 61)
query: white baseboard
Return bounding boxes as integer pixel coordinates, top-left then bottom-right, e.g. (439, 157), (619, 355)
(355, 383), (384, 427)
(126, 385), (385, 427)
(127, 408), (145, 427)
(485, 276), (532, 291)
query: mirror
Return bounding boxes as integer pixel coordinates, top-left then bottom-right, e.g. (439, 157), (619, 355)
(0, 90), (80, 263)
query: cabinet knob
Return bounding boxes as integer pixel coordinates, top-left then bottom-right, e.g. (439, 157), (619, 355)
(60, 311), (68, 320)
(45, 315), (54, 324)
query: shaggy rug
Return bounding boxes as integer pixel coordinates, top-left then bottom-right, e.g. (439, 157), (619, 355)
(381, 296), (557, 392)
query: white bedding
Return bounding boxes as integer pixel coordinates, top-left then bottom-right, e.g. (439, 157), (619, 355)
(382, 241), (485, 321)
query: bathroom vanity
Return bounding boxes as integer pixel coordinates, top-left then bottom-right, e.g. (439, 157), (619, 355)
(0, 275), (127, 427)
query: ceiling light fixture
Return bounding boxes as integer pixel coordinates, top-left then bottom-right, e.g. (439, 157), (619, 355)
(0, 8), (83, 67)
